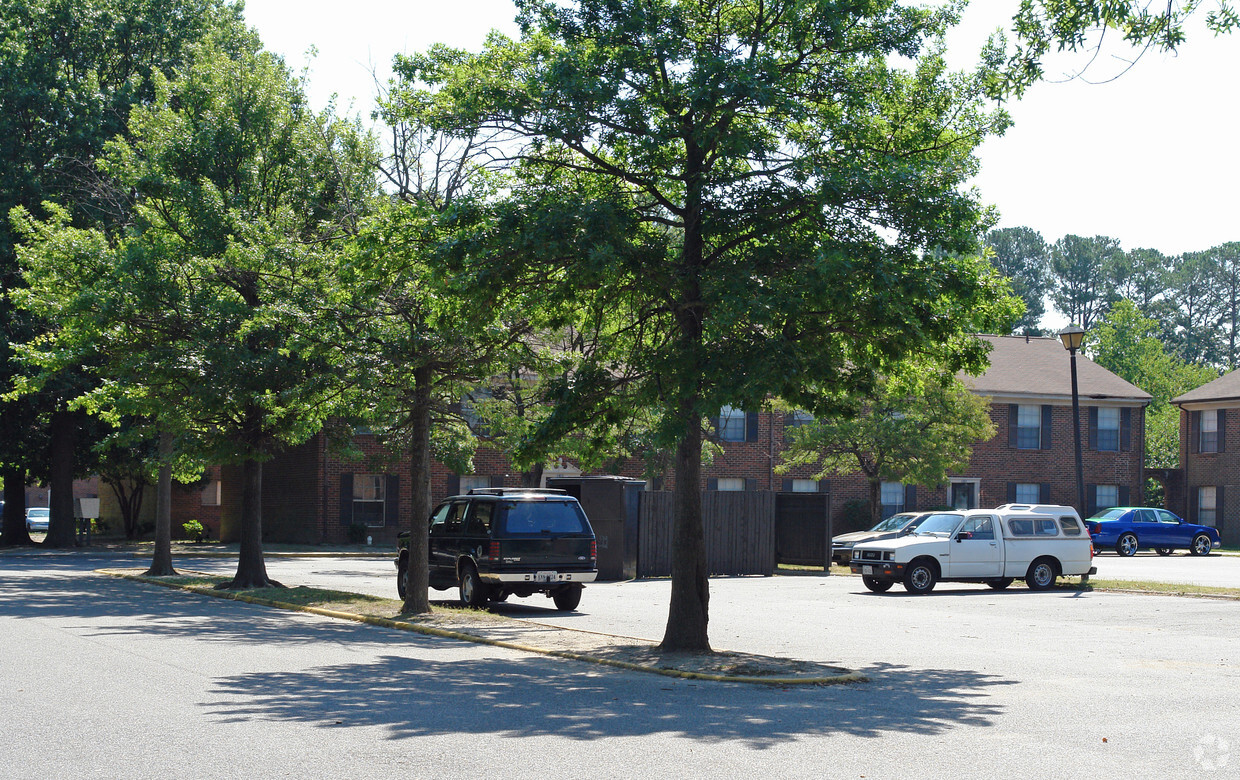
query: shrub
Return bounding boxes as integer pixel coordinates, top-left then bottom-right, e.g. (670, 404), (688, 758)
(346, 522), (368, 544)
(182, 519), (208, 543)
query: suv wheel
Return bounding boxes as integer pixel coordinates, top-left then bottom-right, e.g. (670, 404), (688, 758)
(397, 558), (408, 600)
(552, 584), (583, 611)
(459, 564), (488, 607)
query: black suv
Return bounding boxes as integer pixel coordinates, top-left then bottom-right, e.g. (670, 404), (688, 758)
(396, 488), (597, 611)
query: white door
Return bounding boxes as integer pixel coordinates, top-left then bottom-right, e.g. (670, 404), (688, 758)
(946, 515), (1003, 577)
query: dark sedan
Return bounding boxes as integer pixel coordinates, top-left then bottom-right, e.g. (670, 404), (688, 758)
(1085, 507), (1221, 556)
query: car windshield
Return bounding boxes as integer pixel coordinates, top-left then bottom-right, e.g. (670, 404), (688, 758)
(28, 508), (49, 518)
(498, 500), (590, 536)
(1090, 508), (1127, 520)
(911, 513), (963, 536)
(871, 514), (913, 532)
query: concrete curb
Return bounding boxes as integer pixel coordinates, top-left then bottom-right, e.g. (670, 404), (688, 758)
(99, 569), (867, 687)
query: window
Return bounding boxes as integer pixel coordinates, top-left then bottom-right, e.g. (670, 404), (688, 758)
(715, 478), (745, 491)
(1198, 486), (1218, 527)
(461, 389), (493, 435)
(463, 502), (494, 536)
(1156, 510), (1182, 525)
(787, 409), (814, 427)
(718, 405), (746, 442)
(1058, 517), (1083, 536)
(960, 516), (995, 540)
(459, 475), (491, 493)
(1200, 410), (1219, 453)
(1095, 407), (1120, 451)
(201, 480), (221, 507)
(790, 479), (818, 493)
(1016, 404), (1041, 449)
(1095, 484), (1119, 510)
(880, 482), (905, 518)
(1014, 483), (1041, 504)
(352, 474), (386, 527)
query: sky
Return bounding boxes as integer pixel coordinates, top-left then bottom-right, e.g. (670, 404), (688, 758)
(240, 0), (1239, 257)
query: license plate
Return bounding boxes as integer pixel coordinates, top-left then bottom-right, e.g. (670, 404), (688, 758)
(862, 565), (873, 575)
(535, 571), (557, 583)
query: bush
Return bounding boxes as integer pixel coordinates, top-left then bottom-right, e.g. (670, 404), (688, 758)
(346, 522), (368, 544)
(837, 499), (873, 535)
(182, 519), (209, 543)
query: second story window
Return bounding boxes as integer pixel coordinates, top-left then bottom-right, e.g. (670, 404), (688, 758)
(718, 405), (746, 442)
(1200, 410), (1220, 453)
(1015, 404), (1042, 449)
(1095, 407), (1120, 451)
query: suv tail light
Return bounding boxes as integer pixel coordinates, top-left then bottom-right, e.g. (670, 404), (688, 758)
(487, 541), (500, 562)
(590, 540), (597, 562)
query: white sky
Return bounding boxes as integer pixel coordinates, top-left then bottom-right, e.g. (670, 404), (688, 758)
(241, 0), (1239, 257)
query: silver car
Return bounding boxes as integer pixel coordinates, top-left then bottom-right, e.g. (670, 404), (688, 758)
(25, 507), (50, 532)
(831, 511), (930, 565)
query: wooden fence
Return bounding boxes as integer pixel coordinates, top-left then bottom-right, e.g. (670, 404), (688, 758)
(637, 491), (775, 577)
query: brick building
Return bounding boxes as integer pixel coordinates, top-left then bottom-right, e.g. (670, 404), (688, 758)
(1171, 371), (1240, 546)
(151, 333), (1147, 545)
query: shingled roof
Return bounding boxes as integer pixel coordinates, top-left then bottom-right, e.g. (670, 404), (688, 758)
(962, 335), (1152, 403)
(1172, 370), (1240, 406)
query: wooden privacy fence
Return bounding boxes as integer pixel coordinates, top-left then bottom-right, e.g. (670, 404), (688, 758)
(637, 491), (775, 577)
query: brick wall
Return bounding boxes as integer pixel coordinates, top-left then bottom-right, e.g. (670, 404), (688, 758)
(1180, 406), (1239, 546)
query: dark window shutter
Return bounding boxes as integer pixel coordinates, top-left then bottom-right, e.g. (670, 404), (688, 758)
(1191, 411), (1201, 454)
(1121, 408), (1132, 451)
(746, 411), (759, 442)
(744, 478), (757, 491)
(1086, 483), (1097, 516)
(818, 479), (830, 493)
(384, 475), (400, 525)
(340, 473), (354, 526)
(781, 478), (793, 491)
(1041, 405), (1053, 450)
(446, 474), (461, 497)
(707, 478), (718, 491)
(904, 485), (917, 511)
(1008, 404), (1018, 448)
(1118, 484), (1130, 506)
(1219, 409), (1227, 453)
(1217, 486), (1226, 526)
(1189, 487), (1199, 522)
(1006, 482), (1016, 502)
(1088, 407), (1098, 451)
(1040, 483), (1051, 503)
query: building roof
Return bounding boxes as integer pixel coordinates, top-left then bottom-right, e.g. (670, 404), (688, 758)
(1171, 369), (1240, 406)
(962, 335), (1152, 404)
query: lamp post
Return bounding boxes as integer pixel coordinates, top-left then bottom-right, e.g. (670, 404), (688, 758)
(1059, 325), (1087, 515)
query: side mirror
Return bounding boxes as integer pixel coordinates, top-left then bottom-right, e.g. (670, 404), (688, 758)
(956, 531), (973, 542)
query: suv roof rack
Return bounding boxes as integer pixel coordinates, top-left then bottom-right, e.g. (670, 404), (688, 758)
(466, 487), (568, 496)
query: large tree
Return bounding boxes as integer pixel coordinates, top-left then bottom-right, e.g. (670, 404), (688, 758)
(13, 41), (376, 584)
(0, 0), (252, 547)
(985, 226), (1049, 333)
(779, 360), (996, 525)
(407, 0), (1017, 650)
(1049, 234), (1122, 330)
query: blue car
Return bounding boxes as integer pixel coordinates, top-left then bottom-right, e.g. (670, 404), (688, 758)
(1085, 507), (1221, 556)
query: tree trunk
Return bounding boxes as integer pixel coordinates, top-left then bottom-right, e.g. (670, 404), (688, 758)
(869, 478), (882, 526)
(218, 458), (279, 589)
(1, 465), (32, 546)
(44, 408), (78, 548)
(521, 463), (544, 489)
(145, 430), (177, 576)
(402, 364), (433, 615)
(661, 403), (711, 651)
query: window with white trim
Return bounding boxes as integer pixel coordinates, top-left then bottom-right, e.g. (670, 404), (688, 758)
(788, 410), (814, 427)
(1096, 407), (1120, 451)
(715, 478), (745, 491)
(1016, 405), (1041, 449)
(352, 474), (386, 527)
(880, 481), (905, 518)
(791, 479), (818, 493)
(718, 405), (746, 442)
(1200, 410), (1219, 453)
(1014, 483), (1041, 504)
(459, 475), (491, 492)
(1198, 486), (1218, 527)
(1095, 484), (1119, 510)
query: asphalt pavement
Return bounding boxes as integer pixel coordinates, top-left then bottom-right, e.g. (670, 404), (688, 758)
(2, 548), (1237, 779)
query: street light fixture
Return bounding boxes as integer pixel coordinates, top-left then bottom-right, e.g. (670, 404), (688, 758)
(1059, 325), (1087, 515)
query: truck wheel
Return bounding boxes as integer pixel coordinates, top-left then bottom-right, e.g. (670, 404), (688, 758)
(552, 585), (583, 611)
(1190, 534), (1213, 556)
(1026, 558), (1058, 591)
(862, 575), (893, 593)
(986, 578), (1014, 590)
(1115, 533), (1139, 556)
(902, 560), (937, 594)
(459, 564), (488, 608)
(397, 558), (408, 600)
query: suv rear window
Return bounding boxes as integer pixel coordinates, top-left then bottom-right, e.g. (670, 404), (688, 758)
(498, 500), (590, 536)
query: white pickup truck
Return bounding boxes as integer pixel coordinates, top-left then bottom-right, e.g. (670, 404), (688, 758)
(849, 504), (1097, 594)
